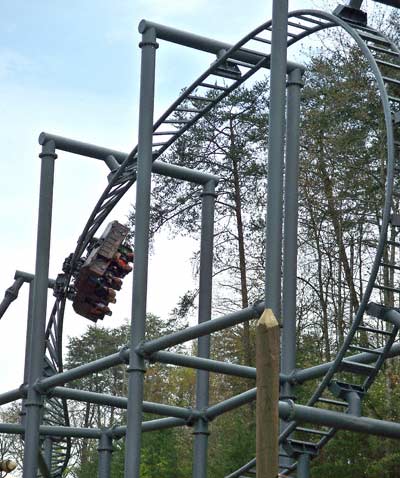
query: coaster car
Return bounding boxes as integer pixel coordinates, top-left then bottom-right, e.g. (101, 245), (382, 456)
(72, 221), (133, 321)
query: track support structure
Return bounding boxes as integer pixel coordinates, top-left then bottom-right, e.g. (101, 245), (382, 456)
(2, 2), (400, 478)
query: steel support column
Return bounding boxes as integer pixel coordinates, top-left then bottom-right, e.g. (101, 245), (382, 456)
(124, 25), (158, 478)
(21, 280), (34, 428)
(43, 438), (53, 472)
(281, 67), (303, 398)
(193, 180), (217, 478)
(297, 454), (310, 478)
(280, 67), (304, 470)
(98, 433), (113, 478)
(264, 0), (289, 317)
(22, 139), (57, 478)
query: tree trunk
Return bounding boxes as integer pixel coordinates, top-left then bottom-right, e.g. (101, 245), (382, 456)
(230, 118), (252, 367)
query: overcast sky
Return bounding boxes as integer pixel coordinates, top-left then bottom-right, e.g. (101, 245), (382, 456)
(0, 0), (337, 394)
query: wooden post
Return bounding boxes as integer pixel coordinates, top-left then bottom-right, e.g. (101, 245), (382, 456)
(256, 309), (280, 478)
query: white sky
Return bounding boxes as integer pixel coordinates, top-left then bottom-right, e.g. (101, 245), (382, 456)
(0, 0), (335, 394)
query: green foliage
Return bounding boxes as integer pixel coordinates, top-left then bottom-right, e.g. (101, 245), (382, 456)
(208, 408), (255, 477)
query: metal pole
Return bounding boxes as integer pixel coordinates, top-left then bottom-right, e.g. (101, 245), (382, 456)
(281, 67), (304, 470)
(22, 139), (57, 478)
(137, 19), (304, 73)
(151, 350), (257, 379)
(98, 433), (113, 478)
(346, 391), (362, 417)
(23, 281), (35, 385)
(52, 386), (199, 420)
(193, 180), (216, 478)
(297, 454), (310, 478)
(281, 67), (303, 397)
(0, 388), (25, 406)
(21, 281), (34, 428)
(14, 270), (56, 288)
(264, 0), (289, 317)
(39, 132), (220, 185)
(0, 277), (24, 319)
(140, 302), (264, 355)
(124, 25), (158, 478)
(43, 438), (53, 471)
(113, 418), (187, 439)
(7, 401), (400, 440)
(0, 423), (101, 439)
(37, 351), (125, 391)
(206, 388), (257, 421)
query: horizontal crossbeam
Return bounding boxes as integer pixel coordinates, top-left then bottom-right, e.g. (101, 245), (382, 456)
(138, 20), (305, 73)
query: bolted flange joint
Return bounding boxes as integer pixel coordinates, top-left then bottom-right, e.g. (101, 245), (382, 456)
(118, 345), (130, 364)
(139, 40), (159, 49)
(191, 410), (210, 436)
(185, 408), (202, 427)
(282, 399), (296, 423)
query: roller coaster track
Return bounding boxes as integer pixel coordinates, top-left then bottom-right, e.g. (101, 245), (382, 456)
(39, 8), (400, 477)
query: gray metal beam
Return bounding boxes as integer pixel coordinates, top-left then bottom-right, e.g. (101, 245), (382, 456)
(37, 351), (125, 391)
(0, 423), (101, 439)
(280, 401), (400, 440)
(193, 180), (216, 478)
(38, 132), (219, 185)
(0, 388), (25, 406)
(297, 454), (310, 478)
(264, 0), (289, 318)
(23, 139), (57, 478)
(21, 281), (34, 429)
(206, 388), (257, 421)
(6, 380), (400, 455)
(139, 302), (265, 355)
(35, 333), (400, 392)
(225, 399), (400, 478)
(52, 386), (200, 420)
(0, 278), (24, 319)
(14, 270), (56, 288)
(281, 66), (304, 471)
(43, 438), (53, 473)
(113, 417), (187, 438)
(124, 25), (158, 478)
(98, 433), (113, 478)
(151, 350), (257, 380)
(281, 67), (303, 397)
(138, 19), (304, 73)
(142, 417), (187, 433)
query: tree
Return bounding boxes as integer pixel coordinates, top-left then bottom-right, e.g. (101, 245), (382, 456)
(129, 81), (269, 368)
(297, 36), (387, 361)
(65, 315), (193, 478)
(0, 405), (23, 476)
